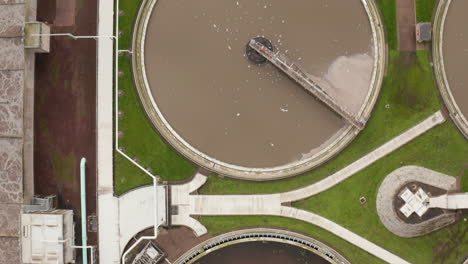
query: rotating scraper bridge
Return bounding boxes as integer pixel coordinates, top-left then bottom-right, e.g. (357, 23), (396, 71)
(248, 38), (366, 130)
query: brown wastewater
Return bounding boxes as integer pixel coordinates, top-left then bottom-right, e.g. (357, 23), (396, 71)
(144, 0), (374, 168)
(443, 0), (468, 119)
(193, 241), (328, 264)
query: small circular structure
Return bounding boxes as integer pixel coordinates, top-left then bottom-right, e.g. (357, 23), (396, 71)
(376, 166), (459, 237)
(433, 0), (468, 138)
(246, 37), (274, 64)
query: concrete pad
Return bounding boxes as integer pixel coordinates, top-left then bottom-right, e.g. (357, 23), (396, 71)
(97, 193), (120, 263)
(118, 185), (167, 253)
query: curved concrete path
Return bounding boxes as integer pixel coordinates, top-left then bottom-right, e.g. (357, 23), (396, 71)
(280, 111), (445, 203)
(171, 178), (412, 264)
(169, 111), (445, 264)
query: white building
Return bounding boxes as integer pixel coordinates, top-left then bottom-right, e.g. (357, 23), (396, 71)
(21, 210), (75, 264)
(399, 187), (430, 217)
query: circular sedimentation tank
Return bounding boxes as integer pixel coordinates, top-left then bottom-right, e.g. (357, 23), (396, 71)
(433, 0), (468, 138)
(133, 0), (385, 180)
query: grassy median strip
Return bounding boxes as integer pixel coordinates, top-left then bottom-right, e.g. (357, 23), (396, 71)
(114, 0), (196, 194)
(114, 153), (152, 195)
(115, 56), (196, 195)
(376, 0), (398, 51)
(117, 0), (143, 50)
(415, 0), (436, 22)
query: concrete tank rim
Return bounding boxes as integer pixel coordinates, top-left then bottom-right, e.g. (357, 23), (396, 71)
(131, 0), (387, 181)
(173, 228), (351, 264)
(432, 0), (468, 139)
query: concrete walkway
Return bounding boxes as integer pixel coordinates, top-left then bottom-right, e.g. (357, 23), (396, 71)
(170, 111), (445, 264)
(118, 185), (167, 253)
(171, 181), (412, 263)
(280, 111), (445, 203)
(97, 0), (120, 263)
(397, 0), (416, 50)
(429, 193), (468, 209)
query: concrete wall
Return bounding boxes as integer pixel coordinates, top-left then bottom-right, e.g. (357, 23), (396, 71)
(0, 0), (39, 262)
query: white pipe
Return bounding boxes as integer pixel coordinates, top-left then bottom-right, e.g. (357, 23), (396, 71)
(80, 158), (88, 264)
(72, 246), (95, 264)
(32, 33), (116, 39)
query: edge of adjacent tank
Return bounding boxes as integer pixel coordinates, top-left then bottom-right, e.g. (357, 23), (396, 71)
(174, 228), (350, 264)
(432, 0), (468, 138)
(131, 0), (387, 180)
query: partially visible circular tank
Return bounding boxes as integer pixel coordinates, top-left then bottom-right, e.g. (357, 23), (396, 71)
(433, 0), (468, 138)
(175, 229), (350, 264)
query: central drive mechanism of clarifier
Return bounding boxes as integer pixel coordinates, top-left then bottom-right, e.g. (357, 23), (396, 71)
(246, 36), (274, 64)
(247, 37), (365, 130)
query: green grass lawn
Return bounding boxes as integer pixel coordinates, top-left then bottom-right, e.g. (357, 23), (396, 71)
(376, 0), (397, 51)
(117, 0), (143, 50)
(114, 153), (152, 195)
(114, 56), (196, 195)
(415, 0), (436, 22)
(114, 0), (196, 194)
